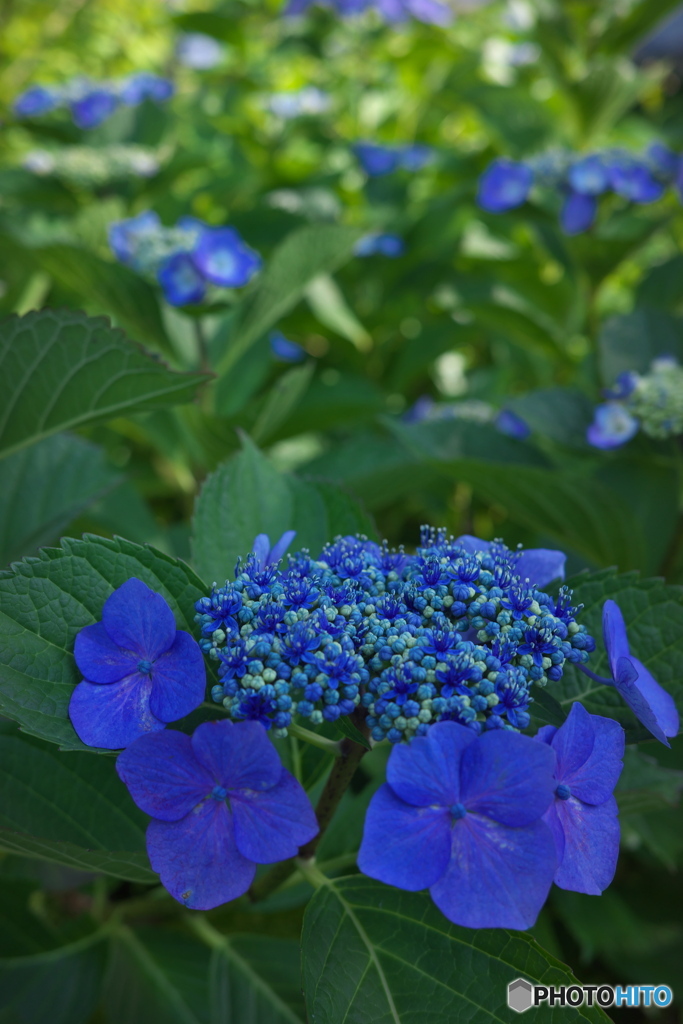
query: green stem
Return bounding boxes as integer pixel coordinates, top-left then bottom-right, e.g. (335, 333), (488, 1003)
(193, 318), (210, 372)
(288, 722), (342, 754)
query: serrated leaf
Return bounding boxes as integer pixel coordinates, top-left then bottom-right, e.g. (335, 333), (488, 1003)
(0, 434), (121, 566)
(550, 570), (683, 735)
(0, 310), (209, 459)
(0, 533), (209, 749)
(191, 435), (375, 584)
(0, 728), (154, 883)
(301, 876), (611, 1024)
(214, 224), (362, 386)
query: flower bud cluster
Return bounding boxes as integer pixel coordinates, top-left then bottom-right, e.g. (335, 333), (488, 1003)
(195, 530), (594, 742)
(587, 356), (683, 449)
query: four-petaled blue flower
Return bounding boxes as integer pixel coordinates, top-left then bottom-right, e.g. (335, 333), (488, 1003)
(192, 227), (262, 288)
(116, 719), (318, 909)
(69, 578), (206, 750)
(157, 252), (206, 306)
(358, 721), (557, 929)
(603, 600), (679, 746)
(586, 402), (639, 449)
(536, 702), (624, 894)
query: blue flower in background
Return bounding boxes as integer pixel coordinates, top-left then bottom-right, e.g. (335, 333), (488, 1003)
(604, 371), (638, 400)
(567, 155), (609, 195)
(399, 143), (434, 170)
(602, 600), (679, 745)
(536, 702), (624, 895)
(358, 722), (557, 929)
(120, 72), (174, 105)
(354, 233), (405, 257)
(108, 210), (161, 264)
(646, 142), (680, 180)
(157, 252), (206, 306)
(454, 534), (566, 587)
(495, 408), (531, 440)
(285, 0), (451, 25)
(560, 190), (598, 235)
(477, 158), (533, 213)
(71, 88), (119, 129)
(69, 578), (206, 750)
(607, 157), (665, 203)
(13, 85), (59, 117)
(191, 227), (262, 287)
(252, 531), (297, 569)
(116, 720), (318, 909)
(355, 143), (402, 176)
(586, 402), (639, 449)
(177, 32), (225, 70)
(270, 332), (306, 362)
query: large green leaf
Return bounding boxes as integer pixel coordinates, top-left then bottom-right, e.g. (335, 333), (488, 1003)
(214, 224), (362, 388)
(301, 877), (610, 1024)
(191, 435), (375, 584)
(0, 310), (209, 459)
(0, 434), (121, 567)
(551, 570), (683, 735)
(598, 309), (683, 384)
(208, 935), (305, 1024)
(0, 727), (154, 882)
(0, 938), (104, 1024)
(0, 534), (208, 750)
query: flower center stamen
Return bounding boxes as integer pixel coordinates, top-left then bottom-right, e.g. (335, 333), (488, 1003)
(137, 659), (154, 675)
(450, 802), (467, 820)
(555, 783), (571, 800)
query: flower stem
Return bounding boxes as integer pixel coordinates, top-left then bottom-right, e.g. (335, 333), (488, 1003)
(248, 734), (369, 902)
(287, 722), (342, 755)
(578, 663), (613, 686)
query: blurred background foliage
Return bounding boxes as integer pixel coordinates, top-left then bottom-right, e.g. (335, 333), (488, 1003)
(1, 1), (683, 1020)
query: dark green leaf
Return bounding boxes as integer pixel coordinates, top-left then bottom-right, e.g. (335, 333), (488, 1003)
(251, 363), (315, 444)
(598, 309), (683, 384)
(0, 434), (120, 567)
(0, 533), (208, 749)
(208, 936), (305, 1024)
(616, 747), (683, 815)
(0, 310), (209, 459)
(301, 877), (611, 1024)
(0, 943), (104, 1024)
(506, 388), (593, 449)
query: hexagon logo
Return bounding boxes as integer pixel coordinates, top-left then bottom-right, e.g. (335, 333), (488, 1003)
(508, 978), (534, 1013)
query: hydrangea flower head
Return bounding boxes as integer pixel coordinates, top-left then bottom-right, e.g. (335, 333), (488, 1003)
(108, 210), (161, 265)
(586, 402), (639, 449)
(477, 158), (533, 213)
(567, 155), (609, 196)
(157, 252), (206, 306)
(69, 578), (206, 749)
(120, 73), (174, 105)
(608, 157), (664, 203)
(603, 600), (679, 746)
(536, 702), (624, 895)
(454, 534), (566, 587)
(358, 721), (557, 929)
(116, 720), (318, 909)
(252, 531), (297, 569)
(191, 227), (262, 288)
(71, 89), (119, 129)
(14, 86), (59, 117)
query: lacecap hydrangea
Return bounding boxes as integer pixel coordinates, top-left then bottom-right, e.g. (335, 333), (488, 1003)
(587, 356), (683, 449)
(195, 529), (595, 743)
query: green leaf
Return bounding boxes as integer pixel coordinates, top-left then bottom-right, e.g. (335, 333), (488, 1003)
(214, 224), (362, 385)
(191, 435), (375, 584)
(598, 309), (683, 383)
(551, 570), (683, 736)
(331, 716), (372, 750)
(103, 927), (210, 1024)
(0, 728), (155, 882)
(0, 310), (209, 460)
(636, 254), (683, 313)
(301, 876), (611, 1024)
(305, 274), (372, 352)
(251, 363), (315, 444)
(0, 434), (121, 566)
(506, 388), (593, 449)
(208, 936), (305, 1024)
(0, 942), (104, 1024)
(0, 533), (208, 750)
(615, 747), (683, 815)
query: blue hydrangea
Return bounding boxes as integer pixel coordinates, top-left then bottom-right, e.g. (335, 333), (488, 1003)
(536, 703), (624, 895)
(116, 719), (318, 909)
(14, 74), (174, 129)
(69, 578), (206, 749)
(270, 332), (307, 362)
(354, 233), (405, 257)
(357, 722), (558, 929)
(285, 0), (451, 26)
(587, 356), (683, 448)
(494, 408), (531, 440)
(196, 529), (594, 741)
(354, 142), (434, 177)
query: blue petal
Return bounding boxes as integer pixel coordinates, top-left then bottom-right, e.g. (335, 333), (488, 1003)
(618, 656), (679, 744)
(74, 622), (138, 684)
(191, 228), (261, 288)
(551, 795), (620, 895)
(268, 530), (297, 565)
(602, 599), (630, 677)
(251, 535), (271, 569)
(430, 816), (556, 929)
(553, 704), (624, 805)
(402, 0), (452, 25)
(560, 191), (597, 235)
(386, 720), (475, 806)
(535, 724), (557, 745)
(69, 674), (164, 750)
(147, 802), (255, 910)
(149, 631), (206, 723)
(516, 548), (566, 587)
(191, 720), (283, 791)
(102, 578), (176, 661)
(460, 730), (556, 826)
(477, 160), (533, 213)
(455, 534), (490, 556)
(358, 784), (451, 890)
(231, 769), (318, 863)
(157, 253), (206, 306)
(587, 404), (638, 449)
(116, 730), (212, 821)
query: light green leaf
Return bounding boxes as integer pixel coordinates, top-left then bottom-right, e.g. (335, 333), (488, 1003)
(214, 224), (362, 384)
(0, 533), (209, 750)
(0, 434), (121, 567)
(0, 310), (209, 460)
(0, 728), (154, 883)
(305, 274), (372, 352)
(550, 570), (683, 736)
(301, 876), (611, 1024)
(191, 435), (375, 584)
(252, 363), (315, 444)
